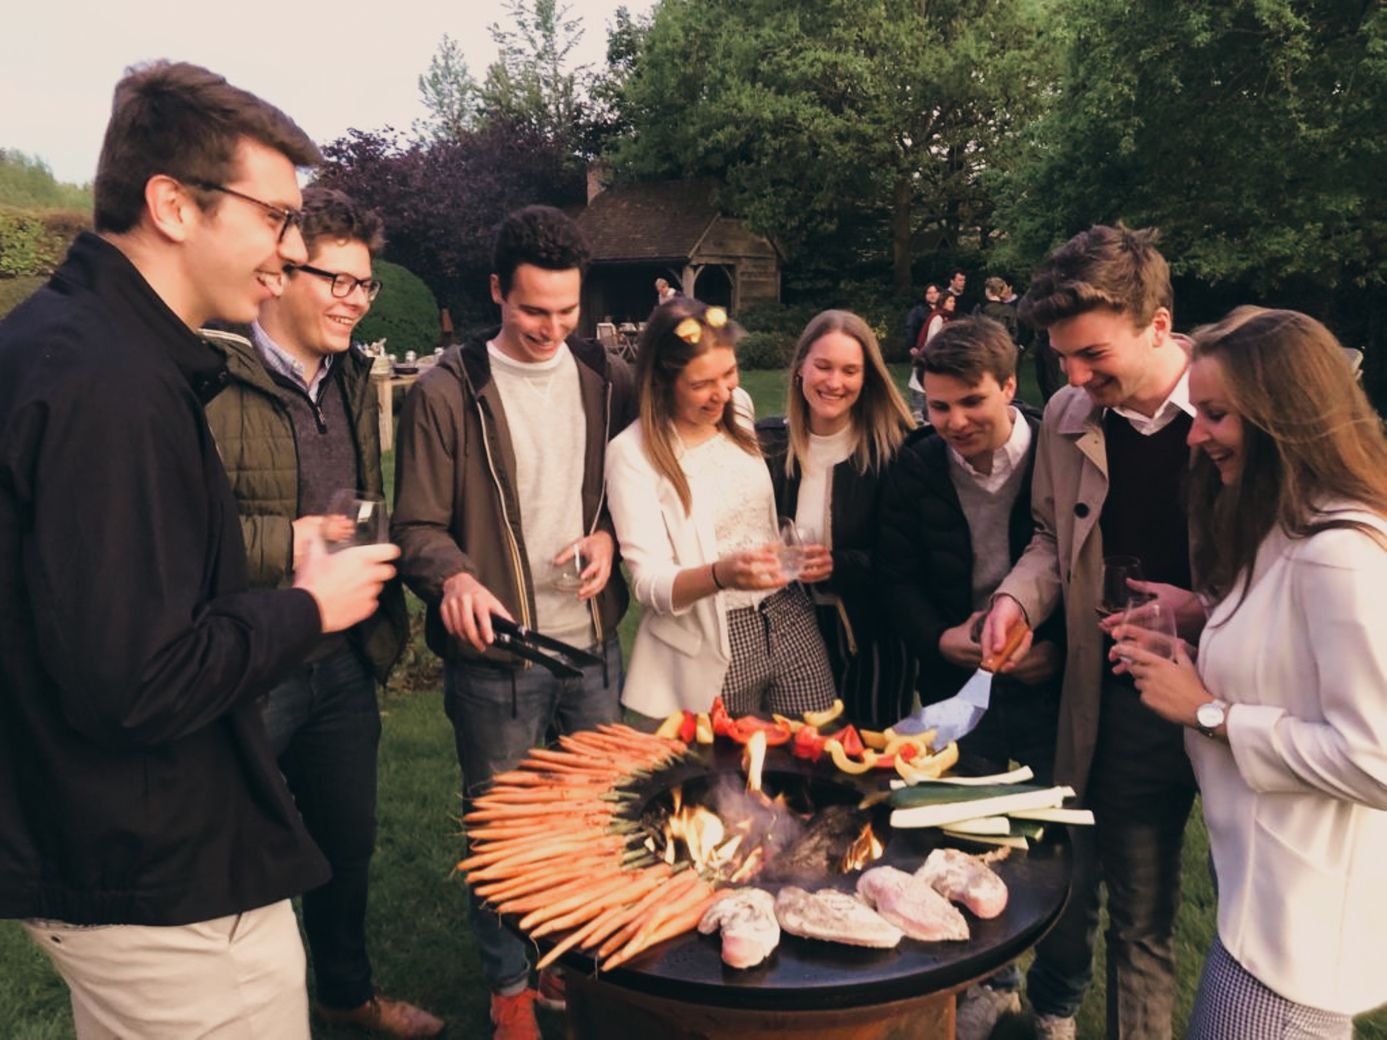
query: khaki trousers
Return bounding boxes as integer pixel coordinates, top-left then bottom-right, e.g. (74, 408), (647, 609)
(23, 899), (308, 1039)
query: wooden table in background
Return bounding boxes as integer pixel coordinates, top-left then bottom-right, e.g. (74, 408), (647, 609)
(373, 372), (418, 453)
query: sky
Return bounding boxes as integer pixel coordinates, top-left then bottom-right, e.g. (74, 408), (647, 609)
(0, 0), (654, 186)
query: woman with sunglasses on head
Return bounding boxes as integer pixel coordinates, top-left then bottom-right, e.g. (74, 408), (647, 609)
(757, 310), (917, 727)
(1116, 307), (1387, 1038)
(605, 298), (836, 721)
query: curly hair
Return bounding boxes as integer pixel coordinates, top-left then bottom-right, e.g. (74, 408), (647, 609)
(492, 205), (590, 296)
(299, 187), (385, 259)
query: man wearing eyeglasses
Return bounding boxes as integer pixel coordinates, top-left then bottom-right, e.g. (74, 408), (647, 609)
(0, 63), (400, 1038)
(200, 187), (440, 1038)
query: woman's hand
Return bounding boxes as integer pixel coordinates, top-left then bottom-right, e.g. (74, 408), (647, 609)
(714, 547), (788, 592)
(1114, 635), (1210, 729)
(797, 543), (833, 584)
(1098, 580), (1209, 643)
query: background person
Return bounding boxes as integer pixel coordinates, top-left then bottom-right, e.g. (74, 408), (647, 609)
(202, 188), (438, 1037)
(905, 282), (943, 420)
(757, 309), (917, 727)
(391, 204), (633, 1040)
(1118, 307), (1387, 1039)
(606, 298), (836, 719)
(0, 61), (396, 1039)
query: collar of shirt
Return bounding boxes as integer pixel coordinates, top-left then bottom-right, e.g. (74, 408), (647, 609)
(949, 405), (1033, 492)
(1107, 367), (1193, 436)
(251, 321), (333, 401)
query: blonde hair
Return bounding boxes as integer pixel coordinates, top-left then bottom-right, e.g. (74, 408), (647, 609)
(1189, 306), (1387, 604)
(634, 297), (759, 514)
(784, 309), (915, 477)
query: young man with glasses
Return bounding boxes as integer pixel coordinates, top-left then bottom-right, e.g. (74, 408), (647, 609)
(201, 187), (439, 1038)
(392, 205), (635, 1040)
(0, 62), (399, 1038)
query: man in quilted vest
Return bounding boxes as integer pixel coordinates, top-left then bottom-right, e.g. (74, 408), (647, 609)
(202, 189), (438, 1038)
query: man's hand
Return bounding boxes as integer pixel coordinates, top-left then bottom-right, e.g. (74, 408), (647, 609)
(293, 541), (399, 633)
(980, 594), (1033, 671)
(557, 531), (616, 602)
(440, 571), (513, 653)
(291, 515), (355, 571)
(1008, 639), (1062, 685)
(938, 611), (986, 669)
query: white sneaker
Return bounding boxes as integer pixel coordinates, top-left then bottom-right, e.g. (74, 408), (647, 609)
(1032, 1011), (1078, 1040)
(955, 985), (1022, 1040)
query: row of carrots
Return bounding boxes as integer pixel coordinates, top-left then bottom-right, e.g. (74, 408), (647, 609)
(458, 722), (723, 972)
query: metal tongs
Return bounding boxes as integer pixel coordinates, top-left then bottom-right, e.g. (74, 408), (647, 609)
(491, 615), (603, 679)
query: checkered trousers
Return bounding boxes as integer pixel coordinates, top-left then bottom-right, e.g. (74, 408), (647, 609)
(1186, 936), (1352, 1040)
(720, 585), (836, 717)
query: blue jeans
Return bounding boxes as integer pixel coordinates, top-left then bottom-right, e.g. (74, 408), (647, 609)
(444, 637), (624, 995)
(262, 642), (381, 1011)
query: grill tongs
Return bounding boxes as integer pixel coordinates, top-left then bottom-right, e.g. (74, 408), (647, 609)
(490, 615), (603, 679)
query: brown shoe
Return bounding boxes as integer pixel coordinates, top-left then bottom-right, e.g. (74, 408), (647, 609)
(315, 993), (445, 1038)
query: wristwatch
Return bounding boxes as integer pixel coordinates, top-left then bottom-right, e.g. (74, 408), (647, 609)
(1195, 699), (1227, 738)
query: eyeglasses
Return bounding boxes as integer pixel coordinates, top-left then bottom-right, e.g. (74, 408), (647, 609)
(192, 182), (303, 242)
(288, 263), (383, 302)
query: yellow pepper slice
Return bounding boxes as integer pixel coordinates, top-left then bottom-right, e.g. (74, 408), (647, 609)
(802, 699), (844, 729)
(825, 738), (878, 775)
(654, 711), (685, 741)
(694, 713), (715, 744)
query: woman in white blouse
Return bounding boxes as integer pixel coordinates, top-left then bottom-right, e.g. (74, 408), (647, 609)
(605, 298), (836, 720)
(1118, 307), (1387, 1037)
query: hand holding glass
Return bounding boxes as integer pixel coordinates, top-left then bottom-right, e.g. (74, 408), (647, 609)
(324, 490), (388, 552)
(1098, 555), (1144, 618)
(1115, 598), (1179, 662)
(550, 540), (586, 593)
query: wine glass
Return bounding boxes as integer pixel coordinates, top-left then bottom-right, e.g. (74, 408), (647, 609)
(549, 540), (586, 593)
(1098, 555), (1144, 619)
(1115, 597), (1179, 662)
(776, 517), (807, 581)
(324, 490), (388, 552)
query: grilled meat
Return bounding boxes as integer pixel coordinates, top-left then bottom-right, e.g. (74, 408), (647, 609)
(856, 866), (970, 942)
(774, 885), (903, 949)
(698, 887), (780, 969)
(916, 848), (1009, 919)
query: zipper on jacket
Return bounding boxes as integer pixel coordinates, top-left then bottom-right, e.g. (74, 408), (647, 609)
(584, 377), (615, 659)
(310, 398), (328, 435)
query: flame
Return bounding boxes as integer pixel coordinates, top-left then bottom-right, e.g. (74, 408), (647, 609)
(659, 780), (793, 882)
(839, 821), (885, 873)
(742, 730), (767, 793)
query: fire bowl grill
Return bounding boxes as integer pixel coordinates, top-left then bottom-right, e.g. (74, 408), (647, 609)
(524, 738), (1072, 1012)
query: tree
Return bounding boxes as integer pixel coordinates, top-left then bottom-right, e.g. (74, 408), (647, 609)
(994, 0), (1387, 404)
(607, 0), (1052, 291)
(415, 34), (481, 143)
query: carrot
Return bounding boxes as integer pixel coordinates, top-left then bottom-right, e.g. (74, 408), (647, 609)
(492, 873), (616, 914)
(601, 891), (721, 971)
(597, 871), (703, 959)
(530, 867), (670, 938)
(517, 872), (635, 932)
(462, 837), (624, 881)
(487, 769), (612, 787)
(473, 787), (616, 806)
(456, 833), (618, 874)
(471, 858), (620, 902)
(463, 802), (613, 822)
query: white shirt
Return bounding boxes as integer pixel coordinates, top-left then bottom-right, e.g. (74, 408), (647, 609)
(794, 425), (856, 546)
(680, 431), (777, 610)
(947, 406), (1033, 495)
(1108, 368), (1193, 437)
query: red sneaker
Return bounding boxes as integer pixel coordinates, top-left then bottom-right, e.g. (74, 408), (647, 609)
(490, 988), (540, 1040)
(536, 967), (567, 1012)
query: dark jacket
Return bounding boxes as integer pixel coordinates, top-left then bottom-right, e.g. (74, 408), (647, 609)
(391, 330), (635, 661)
(877, 404), (1064, 703)
(201, 327), (407, 683)
(0, 233), (328, 925)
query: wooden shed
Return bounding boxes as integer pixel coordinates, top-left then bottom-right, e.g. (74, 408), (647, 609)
(572, 179), (781, 333)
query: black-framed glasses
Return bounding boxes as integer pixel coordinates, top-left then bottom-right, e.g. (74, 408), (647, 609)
(192, 182), (303, 242)
(288, 263), (383, 302)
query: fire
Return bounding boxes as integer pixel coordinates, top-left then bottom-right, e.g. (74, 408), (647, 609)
(839, 822), (885, 873)
(656, 781), (795, 882)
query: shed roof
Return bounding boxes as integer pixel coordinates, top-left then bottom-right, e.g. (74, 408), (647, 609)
(574, 180), (721, 262)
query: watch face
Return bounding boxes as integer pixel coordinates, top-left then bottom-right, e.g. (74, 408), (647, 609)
(1197, 701), (1225, 730)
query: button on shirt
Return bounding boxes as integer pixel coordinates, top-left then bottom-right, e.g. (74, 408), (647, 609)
(251, 322), (334, 402)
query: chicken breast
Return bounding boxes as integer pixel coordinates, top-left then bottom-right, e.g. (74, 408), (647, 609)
(916, 848), (1009, 919)
(774, 886), (903, 949)
(856, 866), (970, 942)
(698, 888), (781, 969)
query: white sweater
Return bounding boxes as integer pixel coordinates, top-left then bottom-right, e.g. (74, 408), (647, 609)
(1190, 507), (1387, 1015)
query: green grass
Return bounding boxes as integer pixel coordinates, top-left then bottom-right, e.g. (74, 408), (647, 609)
(8, 360), (1387, 1037)
(0, 275), (44, 319)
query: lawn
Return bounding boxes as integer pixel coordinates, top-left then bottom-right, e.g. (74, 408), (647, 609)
(5, 356), (1385, 1038)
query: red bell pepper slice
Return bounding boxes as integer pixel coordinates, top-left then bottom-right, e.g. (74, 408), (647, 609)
(678, 711), (697, 743)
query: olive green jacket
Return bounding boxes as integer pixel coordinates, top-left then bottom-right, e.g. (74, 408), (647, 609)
(201, 327), (407, 683)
